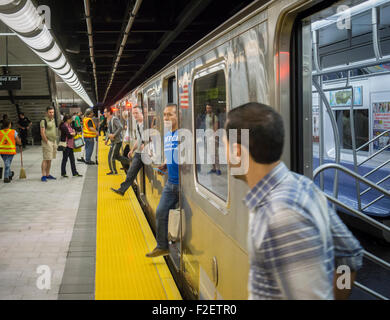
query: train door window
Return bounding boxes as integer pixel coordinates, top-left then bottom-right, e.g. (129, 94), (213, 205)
(301, 0), (390, 178)
(137, 92), (143, 107)
(147, 90), (156, 129)
(193, 65), (228, 202)
(168, 76), (177, 104)
(146, 89), (160, 162)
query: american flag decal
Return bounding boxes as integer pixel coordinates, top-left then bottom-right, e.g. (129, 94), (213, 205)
(180, 84), (189, 109)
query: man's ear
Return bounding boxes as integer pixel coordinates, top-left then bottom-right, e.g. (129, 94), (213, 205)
(233, 142), (242, 158)
(229, 142), (242, 165)
(231, 135), (250, 175)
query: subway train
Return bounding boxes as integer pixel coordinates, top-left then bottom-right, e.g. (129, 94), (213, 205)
(109, 0), (390, 299)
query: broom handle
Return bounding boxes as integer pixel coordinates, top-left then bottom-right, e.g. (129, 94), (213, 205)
(20, 145), (23, 167)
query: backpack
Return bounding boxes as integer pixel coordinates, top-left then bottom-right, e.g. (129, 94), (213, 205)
(41, 118), (58, 129)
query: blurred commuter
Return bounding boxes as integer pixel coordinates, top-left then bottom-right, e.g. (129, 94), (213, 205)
(17, 112), (32, 148)
(225, 102), (363, 300)
(1, 114), (9, 128)
(74, 112), (82, 133)
(104, 107), (123, 175)
(111, 106), (144, 196)
(197, 103), (220, 175)
(83, 108), (98, 165)
(59, 114), (82, 178)
(40, 106), (57, 182)
(145, 104), (179, 258)
(0, 119), (21, 183)
(99, 112), (107, 137)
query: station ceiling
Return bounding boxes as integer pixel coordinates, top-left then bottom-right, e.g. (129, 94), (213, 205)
(35, 0), (255, 106)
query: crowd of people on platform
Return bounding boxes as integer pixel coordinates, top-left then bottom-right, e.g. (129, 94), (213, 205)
(0, 106), (101, 183)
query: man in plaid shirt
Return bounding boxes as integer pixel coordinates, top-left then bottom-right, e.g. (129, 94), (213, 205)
(225, 102), (363, 299)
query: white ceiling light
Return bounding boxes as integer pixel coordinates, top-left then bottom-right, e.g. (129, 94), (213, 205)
(0, 0), (94, 106)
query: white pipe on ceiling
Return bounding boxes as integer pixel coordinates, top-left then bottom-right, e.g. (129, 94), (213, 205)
(103, 0), (143, 103)
(0, 0), (94, 106)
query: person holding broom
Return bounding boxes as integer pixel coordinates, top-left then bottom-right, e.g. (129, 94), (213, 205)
(0, 119), (22, 183)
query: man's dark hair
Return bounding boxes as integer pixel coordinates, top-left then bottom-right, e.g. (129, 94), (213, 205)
(2, 119), (11, 129)
(105, 107), (114, 115)
(19, 112), (24, 117)
(165, 103), (178, 113)
(225, 102), (284, 164)
(62, 114), (72, 123)
(46, 106), (54, 112)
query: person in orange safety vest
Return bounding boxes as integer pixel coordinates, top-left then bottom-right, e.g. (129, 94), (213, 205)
(0, 119), (21, 183)
(82, 108), (98, 165)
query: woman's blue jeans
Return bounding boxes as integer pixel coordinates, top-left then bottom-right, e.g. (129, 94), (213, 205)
(84, 138), (95, 162)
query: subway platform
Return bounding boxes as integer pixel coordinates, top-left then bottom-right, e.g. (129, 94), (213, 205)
(0, 138), (181, 300)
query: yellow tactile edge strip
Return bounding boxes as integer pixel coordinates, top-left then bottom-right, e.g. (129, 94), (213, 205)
(95, 136), (182, 300)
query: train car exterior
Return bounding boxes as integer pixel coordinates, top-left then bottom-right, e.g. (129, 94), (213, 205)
(111, 0), (305, 299)
(110, 0), (390, 299)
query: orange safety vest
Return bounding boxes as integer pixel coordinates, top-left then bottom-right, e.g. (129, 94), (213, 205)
(83, 117), (97, 138)
(0, 129), (16, 155)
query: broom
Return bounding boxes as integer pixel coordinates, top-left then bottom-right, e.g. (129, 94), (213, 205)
(19, 145), (26, 179)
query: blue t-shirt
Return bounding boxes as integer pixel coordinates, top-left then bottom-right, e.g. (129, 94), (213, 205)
(164, 130), (179, 185)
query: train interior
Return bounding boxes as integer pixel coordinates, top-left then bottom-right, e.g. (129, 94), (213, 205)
(302, 0), (390, 299)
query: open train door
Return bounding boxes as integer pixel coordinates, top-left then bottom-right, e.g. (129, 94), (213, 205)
(162, 74), (183, 273)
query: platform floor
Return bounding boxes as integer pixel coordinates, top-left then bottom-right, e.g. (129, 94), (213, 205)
(95, 137), (181, 300)
(0, 145), (88, 299)
(0, 138), (180, 300)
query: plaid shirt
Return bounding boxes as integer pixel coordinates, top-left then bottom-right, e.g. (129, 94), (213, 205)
(244, 162), (363, 300)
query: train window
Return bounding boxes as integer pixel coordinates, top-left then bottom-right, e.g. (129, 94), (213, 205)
(137, 93), (143, 107)
(147, 90), (156, 128)
(168, 77), (177, 104)
(193, 68), (228, 202)
(302, 0), (390, 184)
(145, 89), (160, 162)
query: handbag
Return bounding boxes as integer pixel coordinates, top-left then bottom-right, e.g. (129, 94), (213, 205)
(57, 141), (66, 151)
(168, 208), (181, 242)
(74, 135), (85, 148)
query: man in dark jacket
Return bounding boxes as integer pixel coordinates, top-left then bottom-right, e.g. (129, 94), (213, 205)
(104, 107), (123, 175)
(17, 113), (32, 148)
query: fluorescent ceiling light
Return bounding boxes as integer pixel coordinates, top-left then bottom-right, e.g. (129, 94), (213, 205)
(0, 0), (94, 107)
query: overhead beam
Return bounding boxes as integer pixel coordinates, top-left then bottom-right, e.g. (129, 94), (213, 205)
(102, 0), (144, 102)
(75, 29), (171, 34)
(112, 0), (213, 102)
(80, 48), (156, 52)
(0, 95), (52, 101)
(96, 71), (131, 74)
(92, 64), (143, 67)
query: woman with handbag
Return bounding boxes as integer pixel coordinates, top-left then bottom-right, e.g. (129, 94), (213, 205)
(59, 114), (82, 178)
